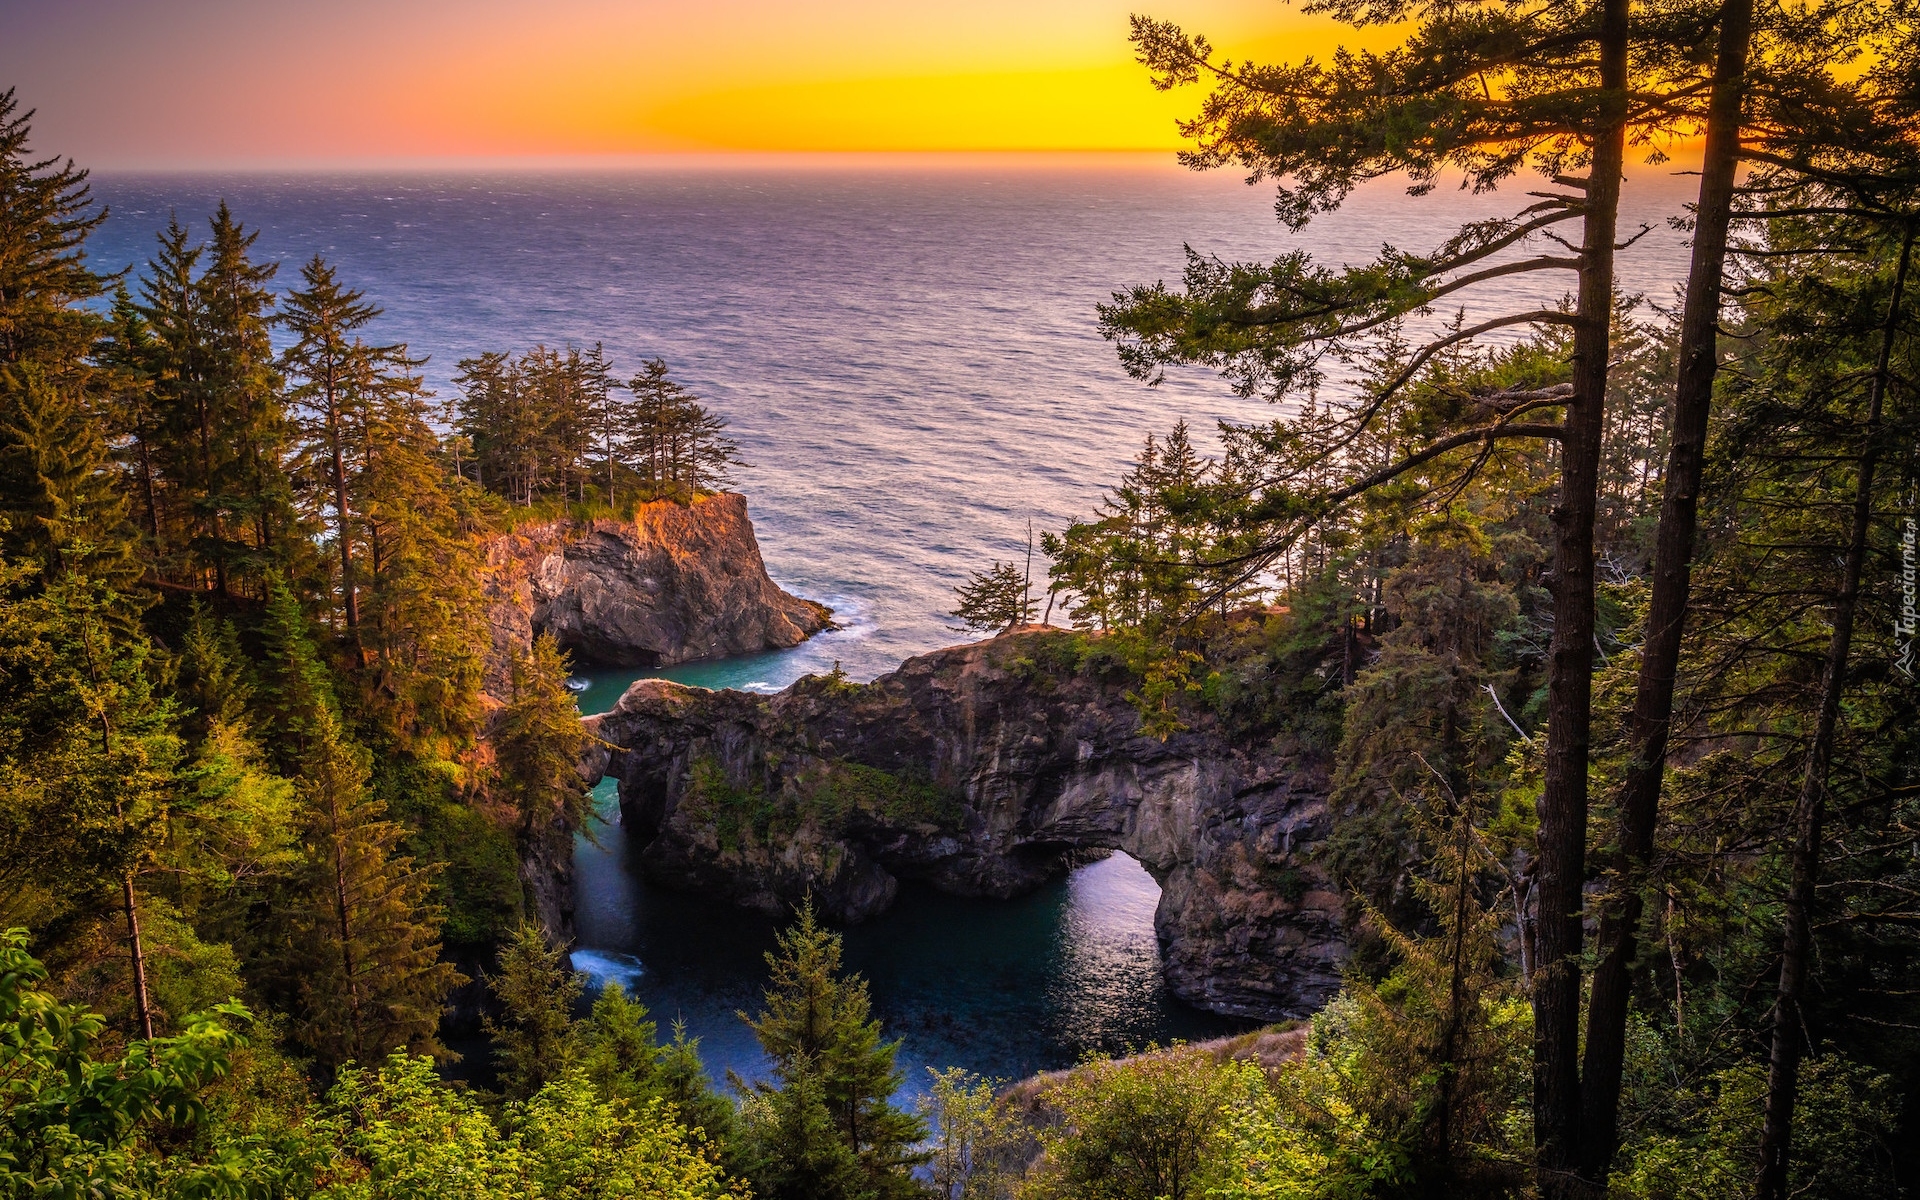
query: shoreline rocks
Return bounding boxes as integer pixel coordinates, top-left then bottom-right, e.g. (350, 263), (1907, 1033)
(585, 627), (1348, 1021)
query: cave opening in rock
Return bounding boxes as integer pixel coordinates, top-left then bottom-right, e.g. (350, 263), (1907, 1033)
(570, 793), (1248, 1094)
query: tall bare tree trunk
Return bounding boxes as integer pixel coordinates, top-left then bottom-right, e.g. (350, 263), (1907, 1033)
(1534, 1), (1629, 1191)
(1580, 0), (1756, 1178)
(121, 867), (154, 1040)
(1753, 225), (1912, 1200)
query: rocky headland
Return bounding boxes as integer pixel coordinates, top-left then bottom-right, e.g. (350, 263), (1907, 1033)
(483, 493), (831, 690)
(584, 627), (1348, 1021)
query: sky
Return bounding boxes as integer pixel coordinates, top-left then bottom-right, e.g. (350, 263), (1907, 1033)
(0, 0), (1403, 166)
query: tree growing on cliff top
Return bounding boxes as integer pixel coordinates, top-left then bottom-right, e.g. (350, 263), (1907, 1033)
(950, 561), (1035, 634)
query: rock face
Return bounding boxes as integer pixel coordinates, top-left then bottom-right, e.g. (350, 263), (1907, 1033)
(586, 628), (1347, 1021)
(484, 494), (830, 685)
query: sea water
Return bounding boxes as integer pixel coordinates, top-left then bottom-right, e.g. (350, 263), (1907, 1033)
(89, 158), (1698, 1087)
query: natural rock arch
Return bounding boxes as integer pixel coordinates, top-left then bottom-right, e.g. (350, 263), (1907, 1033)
(584, 628), (1348, 1020)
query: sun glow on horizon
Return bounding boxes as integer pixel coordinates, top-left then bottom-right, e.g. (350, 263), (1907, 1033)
(3, 1), (1403, 166)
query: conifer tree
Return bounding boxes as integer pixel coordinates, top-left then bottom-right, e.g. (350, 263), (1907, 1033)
(495, 634), (590, 839)
(200, 202), (292, 580)
(136, 216), (221, 590)
(252, 574), (340, 777)
(95, 284), (167, 557)
(484, 921), (583, 1100)
(347, 343), (487, 749)
(950, 562), (1034, 634)
(0, 365), (136, 585)
(1106, 2), (1656, 1181)
(0, 89), (105, 391)
(283, 697), (460, 1071)
(739, 902), (927, 1200)
(580, 978), (662, 1104)
(281, 257), (387, 640)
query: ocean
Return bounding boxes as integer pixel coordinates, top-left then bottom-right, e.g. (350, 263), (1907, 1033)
(88, 157), (1700, 1088)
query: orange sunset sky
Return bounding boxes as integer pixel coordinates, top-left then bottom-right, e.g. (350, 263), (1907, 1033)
(0, 0), (1401, 166)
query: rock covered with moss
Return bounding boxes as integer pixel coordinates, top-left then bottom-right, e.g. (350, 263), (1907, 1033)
(585, 627), (1347, 1020)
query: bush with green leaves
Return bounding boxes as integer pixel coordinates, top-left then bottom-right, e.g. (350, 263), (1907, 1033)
(0, 928), (260, 1199)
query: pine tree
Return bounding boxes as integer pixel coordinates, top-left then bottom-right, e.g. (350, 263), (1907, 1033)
(483, 921), (582, 1100)
(0, 364), (136, 585)
(495, 634), (590, 839)
(950, 562), (1034, 634)
(95, 284), (167, 558)
(348, 343), (487, 750)
(0, 89), (105, 390)
(136, 215), (220, 590)
(739, 902), (927, 1200)
(253, 573), (340, 777)
(200, 202), (293, 583)
(285, 702), (461, 1071)
(281, 256), (387, 640)
(579, 978), (661, 1104)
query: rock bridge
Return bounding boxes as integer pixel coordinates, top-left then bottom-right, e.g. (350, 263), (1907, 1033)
(582, 628), (1346, 1020)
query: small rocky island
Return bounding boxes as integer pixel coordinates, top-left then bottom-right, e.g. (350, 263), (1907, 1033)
(484, 492), (831, 682)
(583, 628), (1347, 1021)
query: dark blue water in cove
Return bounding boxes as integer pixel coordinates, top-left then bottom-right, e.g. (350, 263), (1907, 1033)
(88, 160), (1698, 1089)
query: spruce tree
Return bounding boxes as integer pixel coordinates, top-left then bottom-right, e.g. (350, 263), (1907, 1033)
(740, 902), (927, 1200)
(580, 978), (661, 1103)
(284, 699), (461, 1070)
(280, 256), (387, 640)
(200, 202), (293, 583)
(0, 364), (136, 585)
(0, 89), (105, 390)
(483, 921), (583, 1100)
(950, 562), (1034, 634)
(253, 573), (340, 777)
(136, 216), (220, 590)
(495, 634), (590, 839)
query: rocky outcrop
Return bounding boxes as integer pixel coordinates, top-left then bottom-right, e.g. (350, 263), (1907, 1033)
(585, 628), (1347, 1021)
(484, 494), (830, 688)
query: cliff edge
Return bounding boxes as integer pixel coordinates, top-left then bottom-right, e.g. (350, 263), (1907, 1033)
(585, 627), (1347, 1021)
(484, 493), (830, 689)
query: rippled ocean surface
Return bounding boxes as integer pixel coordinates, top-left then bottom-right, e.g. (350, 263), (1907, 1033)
(90, 158), (1699, 1086)
(91, 157), (1697, 690)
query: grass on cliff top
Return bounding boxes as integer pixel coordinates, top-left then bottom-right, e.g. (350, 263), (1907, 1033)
(488, 483), (731, 533)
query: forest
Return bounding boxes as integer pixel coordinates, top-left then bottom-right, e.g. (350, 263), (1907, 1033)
(3, 0), (1919, 1189)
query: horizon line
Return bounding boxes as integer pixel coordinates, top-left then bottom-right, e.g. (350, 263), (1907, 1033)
(83, 148), (1207, 174)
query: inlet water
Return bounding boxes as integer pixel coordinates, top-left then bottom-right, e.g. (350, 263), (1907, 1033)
(571, 777), (1246, 1092)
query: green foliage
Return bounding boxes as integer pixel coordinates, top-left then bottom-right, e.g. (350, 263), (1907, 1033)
(452, 349), (742, 507)
(1612, 1047), (1900, 1200)
(682, 754), (962, 856)
(484, 924), (583, 1102)
(0, 928), (259, 1199)
(280, 692), (462, 1071)
(736, 902), (927, 1200)
(579, 979), (659, 1104)
(321, 1052), (741, 1199)
(951, 561), (1035, 634)
(920, 1067), (1029, 1200)
(495, 635), (591, 838)
(395, 792), (522, 948)
(1022, 1045), (1243, 1200)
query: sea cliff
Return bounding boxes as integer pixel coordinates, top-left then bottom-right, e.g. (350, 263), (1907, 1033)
(585, 627), (1348, 1021)
(483, 493), (831, 691)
